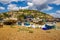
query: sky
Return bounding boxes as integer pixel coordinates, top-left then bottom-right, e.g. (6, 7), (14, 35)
(0, 0), (60, 18)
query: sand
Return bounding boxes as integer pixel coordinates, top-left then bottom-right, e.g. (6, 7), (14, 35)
(0, 22), (60, 40)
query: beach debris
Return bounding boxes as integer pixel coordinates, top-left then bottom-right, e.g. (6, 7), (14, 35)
(28, 30), (33, 33)
(0, 24), (3, 28)
(10, 25), (16, 28)
(46, 31), (51, 33)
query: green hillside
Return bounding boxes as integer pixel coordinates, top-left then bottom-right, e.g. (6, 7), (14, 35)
(0, 9), (53, 19)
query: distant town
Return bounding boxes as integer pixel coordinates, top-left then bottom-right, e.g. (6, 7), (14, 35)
(0, 9), (60, 30)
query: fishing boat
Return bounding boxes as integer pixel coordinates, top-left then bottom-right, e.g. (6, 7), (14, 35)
(42, 22), (56, 30)
(17, 21), (22, 25)
(24, 22), (31, 27)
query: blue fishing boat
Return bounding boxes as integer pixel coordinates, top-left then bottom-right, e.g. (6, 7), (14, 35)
(17, 21), (22, 25)
(42, 22), (56, 30)
(24, 22), (30, 26)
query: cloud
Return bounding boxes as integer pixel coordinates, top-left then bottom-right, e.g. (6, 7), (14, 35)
(0, 0), (25, 4)
(6, 0), (56, 11)
(27, 0), (47, 10)
(7, 4), (19, 11)
(8, 4), (29, 11)
(52, 0), (60, 5)
(41, 6), (53, 11)
(27, 2), (37, 10)
(26, 0), (55, 11)
(27, 2), (34, 7)
(46, 6), (53, 10)
(0, 7), (5, 10)
(50, 10), (60, 18)
(32, 0), (47, 5)
(19, 6), (29, 9)
(19, 2), (37, 10)
(0, 0), (60, 12)
(56, 10), (60, 13)
(0, 0), (18, 3)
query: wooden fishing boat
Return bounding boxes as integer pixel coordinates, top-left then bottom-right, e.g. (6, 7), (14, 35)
(42, 22), (56, 30)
